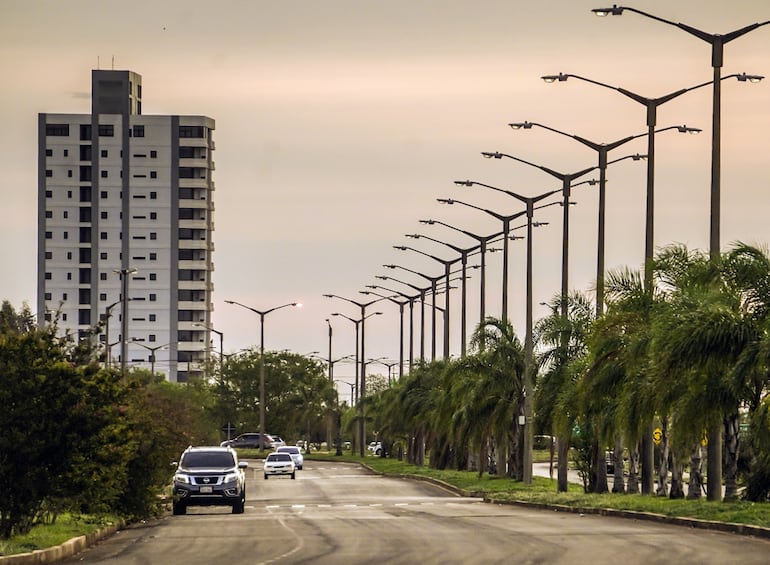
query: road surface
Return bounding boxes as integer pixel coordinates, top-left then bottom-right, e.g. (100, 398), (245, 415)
(64, 460), (770, 564)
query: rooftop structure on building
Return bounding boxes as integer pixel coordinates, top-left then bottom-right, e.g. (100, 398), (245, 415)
(37, 69), (216, 382)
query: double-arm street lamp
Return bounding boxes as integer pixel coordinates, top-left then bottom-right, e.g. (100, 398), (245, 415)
(225, 299), (302, 450)
(371, 280), (420, 368)
(541, 71), (760, 290)
(393, 245), (457, 360)
(502, 123), (697, 315)
(102, 300), (121, 367)
(359, 289), (407, 379)
(131, 340), (169, 376)
(114, 267), (137, 381)
(325, 294), (389, 457)
(404, 233), (481, 357)
(591, 5), (770, 264)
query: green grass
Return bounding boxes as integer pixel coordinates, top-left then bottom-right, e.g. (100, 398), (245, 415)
(0, 513), (119, 556)
(305, 451), (770, 529)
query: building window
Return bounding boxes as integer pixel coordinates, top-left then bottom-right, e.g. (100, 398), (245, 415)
(150, 232), (157, 240)
(61, 313), (67, 321)
(150, 212), (157, 220)
(67, 272), (72, 280)
(79, 187), (91, 202)
(149, 273), (157, 281)
(101, 149), (108, 158)
(99, 293), (107, 301)
(63, 211), (68, 219)
(45, 148), (53, 157)
(80, 124), (92, 140)
(79, 248), (91, 263)
(101, 211), (108, 219)
(63, 231), (68, 240)
(44, 292), (52, 300)
(178, 125), (204, 138)
(79, 166), (92, 182)
(67, 252), (72, 260)
(101, 170), (108, 178)
(68, 170), (73, 178)
(101, 191), (108, 199)
(150, 191), (157, 200)
(45, 170), (52, 177)
(78, 309), (91, 325)
(46, 124), (70, 136)
(100, 252), (107, 260)
(45, 251), (52, 259)
(100, 272), (107, 281)
(45, 211), (52, 219)
(150, 171), (157, 179)
(45, 272), (51, 279)
(62, 293), (67, 300)
(149, 252), (157, 261)
(80, 145), (92, 160)
(100, 232), (107, 240)
(150, 150), (157, 158)
(45, 190), (52, 198)
(149, 314), (156, 322)
(63, 149), (69, 157)
(133, 125), (145, 137)
(98, 124), (114, 137)
(45, 231), (52, 239)
(68, 190), (73, 198)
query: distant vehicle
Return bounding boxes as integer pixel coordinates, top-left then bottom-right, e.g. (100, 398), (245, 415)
(220, 433), (275, 449)
(275, 445), (303, 469)
(171, 446), (247, 515)
(368, 441), (382, 456)
(271, 435), (286, 448)
(264, 452), (296, 479)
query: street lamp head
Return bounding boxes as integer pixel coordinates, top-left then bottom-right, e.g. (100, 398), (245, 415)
(541, 73), (568, 83)
(365, 284), (378, 289)
(405, 233), (421, 239)
(393, 245), (408, 251)
(533, 221), (550, 227)
(453, 180), (473, 187)
(592, 5), (624, 16)
(481, 151), (503, 159)
(383, 264), (397, 269)
(632, 153), (646, 160)
(292, 302), (302, 308)
(508, 122), (533, 130)
(737, 73), (764, 83)
(437, 198), (454, 205)
(323, 294), (334, 298)
(419, 219), (436, 225)
(677, 125), (701, 134)
(375, 275), (389, 280)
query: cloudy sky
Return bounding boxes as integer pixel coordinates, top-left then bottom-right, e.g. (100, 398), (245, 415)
(2, 1), (770, 393)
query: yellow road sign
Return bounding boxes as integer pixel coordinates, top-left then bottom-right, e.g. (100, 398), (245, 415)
(652, 427), (662, 445)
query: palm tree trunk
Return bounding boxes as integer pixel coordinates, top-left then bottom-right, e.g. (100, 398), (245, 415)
(669, 451), (685, 499)
(557, 434), (569, 493)
(611, 434), (625, 493)
(686, 444), (704, 499)
(626, 444), (640, 494)
(723, 412), (741, 501)
(593, 438), (609, 494)
(656, 418), (669, 497)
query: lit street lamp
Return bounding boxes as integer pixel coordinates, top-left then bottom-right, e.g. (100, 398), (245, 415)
(225, 299), (302, 450)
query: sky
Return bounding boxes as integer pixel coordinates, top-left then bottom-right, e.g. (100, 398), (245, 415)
(2, 1), (770, 397)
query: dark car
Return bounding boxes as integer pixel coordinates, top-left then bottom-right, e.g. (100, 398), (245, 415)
(172, 446), (247, 515)
(220, 433), (275, 449)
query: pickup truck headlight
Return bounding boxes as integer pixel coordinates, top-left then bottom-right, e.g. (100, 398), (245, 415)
(174, 473), (191, 484)
(223, 472), (240, 483)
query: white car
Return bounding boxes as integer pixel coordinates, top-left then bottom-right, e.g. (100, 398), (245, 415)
(263, 452), (296, 479)
(271, 435), (286, 448)
(275, 445), (304, 470)
(368, 441), (383, 456)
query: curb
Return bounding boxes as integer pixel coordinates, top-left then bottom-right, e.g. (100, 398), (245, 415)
(360, 463), (770, 541)
(0, 520), (125, 564)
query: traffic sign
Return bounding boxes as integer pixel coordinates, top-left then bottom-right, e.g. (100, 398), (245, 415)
(652, 427), (662, 445)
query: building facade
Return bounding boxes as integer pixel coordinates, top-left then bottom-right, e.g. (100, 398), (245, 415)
(37, 70), (215, 382)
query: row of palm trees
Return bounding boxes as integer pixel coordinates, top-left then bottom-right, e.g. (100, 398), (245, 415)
(364, 242), (770, 502)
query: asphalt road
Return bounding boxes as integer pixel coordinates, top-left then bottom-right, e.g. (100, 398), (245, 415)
(64, 460), (770, 564)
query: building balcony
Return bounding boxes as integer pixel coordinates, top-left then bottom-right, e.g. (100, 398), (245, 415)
(179, 219), (209, 230)
(178, 239), (212, 251)
(178, 178), (210, 189)
(178, 300), (209, 310)
(179, 157), (212, 169)
(178, 280), (212, 292)
(178, 259), (209, 271)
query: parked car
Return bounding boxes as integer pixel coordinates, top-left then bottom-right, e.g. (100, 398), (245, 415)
(171, 446), (247, 515)
(264, 452), (296, 479)
(220, 433), (275, 449)
(368, 441), (383, 456)
(271, 435), (286, 448)
(275, 445), (303, 469)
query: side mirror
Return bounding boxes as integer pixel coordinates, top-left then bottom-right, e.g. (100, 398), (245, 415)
(239, 461), (248, 469)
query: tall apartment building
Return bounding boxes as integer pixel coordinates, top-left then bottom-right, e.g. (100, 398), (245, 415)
(37, 70), (215, 382)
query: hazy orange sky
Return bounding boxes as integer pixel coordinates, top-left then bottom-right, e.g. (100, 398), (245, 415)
(2, 1), (770, 396)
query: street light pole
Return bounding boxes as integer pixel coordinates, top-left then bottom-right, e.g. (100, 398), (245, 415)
(131, 340), (169, 376)
(225, 299), (302, 450)
(114, 267), (137, 382)
(360, 289), (407, 378)
(393, 245), (457, 360)
(102, 300), (120, 367)
(325, 294), (388, 457)
(541, 71), (759, 290)
(193, 322), (224, 377)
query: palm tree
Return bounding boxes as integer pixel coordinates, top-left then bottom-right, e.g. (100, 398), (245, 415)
(535, 291), (594, 493)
